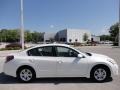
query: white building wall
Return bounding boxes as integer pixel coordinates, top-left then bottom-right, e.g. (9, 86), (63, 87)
(92, 35), (100, 42)
(67, 29), (91, 43)
(44, 29), (91, 43)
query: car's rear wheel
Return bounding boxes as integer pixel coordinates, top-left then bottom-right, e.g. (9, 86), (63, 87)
(91, 66), (110, 82)
(17, 67), (35, 82)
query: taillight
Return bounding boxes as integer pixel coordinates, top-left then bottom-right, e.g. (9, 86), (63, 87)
(5, 55), (14, 63)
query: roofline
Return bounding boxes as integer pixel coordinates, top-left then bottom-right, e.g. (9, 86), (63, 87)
(60, 28), (90, 33)
(37, 43), (69, 46)
(25, 43), (70, 51)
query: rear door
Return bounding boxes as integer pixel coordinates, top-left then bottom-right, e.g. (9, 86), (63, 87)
(27, 46), (57, 77)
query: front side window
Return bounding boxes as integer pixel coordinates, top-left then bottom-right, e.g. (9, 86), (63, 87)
(27, 46), (53, 56)
(56, 46), (78, 57)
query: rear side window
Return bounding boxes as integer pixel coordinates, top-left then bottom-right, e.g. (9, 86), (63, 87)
(27, 46), (54, 56)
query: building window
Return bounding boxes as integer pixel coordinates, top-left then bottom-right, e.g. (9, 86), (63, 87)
(60, 38), (66, 42)
(60, 38), (62, 41)
(69, 39), (72, 42)
(63, 38), (66, 42)
(75, 39), (78, 42)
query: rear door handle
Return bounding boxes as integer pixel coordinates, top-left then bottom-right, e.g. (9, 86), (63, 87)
(29, 59), (34, 62)
(57, 61), (63, 64)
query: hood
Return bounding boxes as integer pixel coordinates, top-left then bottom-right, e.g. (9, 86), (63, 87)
(90, 53), (109, 59)
(87, 52), (109, 61)
(88, 52), (116, 64)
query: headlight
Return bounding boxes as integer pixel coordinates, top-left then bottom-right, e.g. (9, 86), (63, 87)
(107, 59), (116, 64)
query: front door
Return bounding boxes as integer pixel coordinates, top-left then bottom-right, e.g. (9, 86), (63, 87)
(55, 46), (88, 77)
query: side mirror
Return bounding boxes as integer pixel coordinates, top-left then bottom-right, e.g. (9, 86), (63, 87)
(77, 54), (84, 58)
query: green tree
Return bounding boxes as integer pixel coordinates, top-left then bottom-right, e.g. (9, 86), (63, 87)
(25, 30), (32, 42)
(7, 29), (20, 42)
(0, 29), (20, 42)
(100, 35), (112, 41)
(0, 29), (7, 42)
(0, 29), (44, 43)
(31, 32), (43, 43)
(109, 23), (119, 42)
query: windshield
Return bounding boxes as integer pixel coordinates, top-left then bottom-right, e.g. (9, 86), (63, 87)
(75, 47), (92, 56)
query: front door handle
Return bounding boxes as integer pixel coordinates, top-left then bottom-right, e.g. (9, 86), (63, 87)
(29, 59), (34, 62)
(57, 61), (63, 64)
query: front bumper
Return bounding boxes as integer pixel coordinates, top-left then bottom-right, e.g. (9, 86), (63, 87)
(111, 64), (119, 77)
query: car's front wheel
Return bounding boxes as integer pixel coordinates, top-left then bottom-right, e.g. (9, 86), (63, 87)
(17, 67), (35, 82)
(91, 66), (110, 82)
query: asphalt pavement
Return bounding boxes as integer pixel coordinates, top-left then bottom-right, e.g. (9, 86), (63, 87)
(0, 46), (119, 90)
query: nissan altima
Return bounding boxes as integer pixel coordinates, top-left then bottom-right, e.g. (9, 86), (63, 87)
(3, 44), (119, 82)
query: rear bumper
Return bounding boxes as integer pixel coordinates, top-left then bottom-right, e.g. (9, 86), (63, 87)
(3, 61), (17, 77)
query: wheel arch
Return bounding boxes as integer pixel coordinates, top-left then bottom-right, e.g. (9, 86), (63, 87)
(16, 65), (36, 78)
(90, 64), (111, 77)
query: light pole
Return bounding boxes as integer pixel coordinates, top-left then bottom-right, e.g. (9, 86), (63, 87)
(20, 0), (24, 50)
(118, 0), (120, 47)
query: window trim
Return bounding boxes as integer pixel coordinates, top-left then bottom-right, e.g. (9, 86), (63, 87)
(54, 46), (79, 57)
(27, 46), (56, 57)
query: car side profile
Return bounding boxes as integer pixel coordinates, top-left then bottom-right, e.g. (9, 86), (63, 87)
(3, 44), (119, 82)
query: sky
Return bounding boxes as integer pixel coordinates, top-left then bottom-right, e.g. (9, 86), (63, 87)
(0, 0), (119, 35)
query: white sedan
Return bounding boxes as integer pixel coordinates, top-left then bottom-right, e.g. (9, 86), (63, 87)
(3, 44), (119, 82)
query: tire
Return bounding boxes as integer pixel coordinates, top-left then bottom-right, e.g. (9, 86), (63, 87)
(17, 67), (36, 82)
(90, 66), (110, 82)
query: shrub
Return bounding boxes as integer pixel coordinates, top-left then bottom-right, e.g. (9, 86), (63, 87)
(5, 43), (26, 48)
(74, 42), (82, 46)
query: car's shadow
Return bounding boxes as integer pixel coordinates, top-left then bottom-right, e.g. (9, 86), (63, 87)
(0, 73), (112, 84)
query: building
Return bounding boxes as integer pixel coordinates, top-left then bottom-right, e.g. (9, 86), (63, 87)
(91, 35), (100, 43)
(44, 32), (56, 42)
(44, 28), (91, 43)
(56, 29), (91, 43)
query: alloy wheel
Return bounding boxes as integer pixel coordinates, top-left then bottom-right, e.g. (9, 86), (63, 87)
(19, 69), (33, 82)
(94, 68), (107, 81)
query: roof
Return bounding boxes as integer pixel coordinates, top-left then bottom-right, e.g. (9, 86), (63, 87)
(36, 43), (70, 47)
(26, 43), (70, 50)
